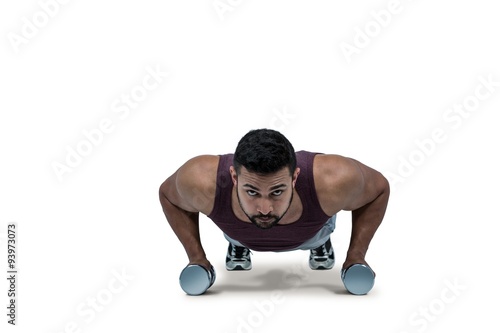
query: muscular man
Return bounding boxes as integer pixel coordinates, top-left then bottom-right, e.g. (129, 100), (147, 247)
(159, 128), (389, 279)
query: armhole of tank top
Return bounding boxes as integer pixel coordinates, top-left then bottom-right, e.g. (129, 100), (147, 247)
(207, 155), (222, 219)
(208, 154), (229, 219)
(307, 152), (330, 219)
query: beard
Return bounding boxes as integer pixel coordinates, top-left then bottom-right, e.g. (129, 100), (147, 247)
(250, 214), (281, 230)
(236, 190), (294, 230)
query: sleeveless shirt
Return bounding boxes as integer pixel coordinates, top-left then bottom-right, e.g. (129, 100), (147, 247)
(207, 150), (331, 251)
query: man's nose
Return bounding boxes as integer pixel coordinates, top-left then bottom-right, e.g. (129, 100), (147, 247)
(257, 199), (273, 215)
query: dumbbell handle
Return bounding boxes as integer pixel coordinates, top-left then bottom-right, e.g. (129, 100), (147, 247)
(208, 265), (216, 287)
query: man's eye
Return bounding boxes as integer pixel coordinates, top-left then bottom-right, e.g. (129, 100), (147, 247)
(247, 190), (258, 196)
(272, 190), (283, 196)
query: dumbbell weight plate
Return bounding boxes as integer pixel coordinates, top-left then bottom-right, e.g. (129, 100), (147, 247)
(341, 264), (375, 295)
(179, 265), (212, 296)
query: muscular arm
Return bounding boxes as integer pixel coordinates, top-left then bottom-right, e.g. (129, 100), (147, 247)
(158, 155), (217, 270)
(344, 158), (390, 271)
(315, 155), (390, 271)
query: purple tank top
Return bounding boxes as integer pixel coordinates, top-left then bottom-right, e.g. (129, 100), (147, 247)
(207, 150), (331, 251)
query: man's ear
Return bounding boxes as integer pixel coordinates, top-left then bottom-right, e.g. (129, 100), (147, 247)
(229, 166), (238, 185)
(292, 167), (300, 187)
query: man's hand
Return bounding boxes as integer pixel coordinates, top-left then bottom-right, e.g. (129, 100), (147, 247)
(342, 257), (375, 277)
(189, 258), (213, 273)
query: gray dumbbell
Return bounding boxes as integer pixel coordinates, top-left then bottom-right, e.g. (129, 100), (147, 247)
(179, 264), (216, 296)
(341, 264), (375, 295)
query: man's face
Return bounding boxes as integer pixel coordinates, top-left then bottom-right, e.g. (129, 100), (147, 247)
(230, 165), (299, 230)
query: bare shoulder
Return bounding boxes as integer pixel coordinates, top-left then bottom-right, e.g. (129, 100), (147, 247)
(161, 155), (220, 214)
(313, 154), (388, 214)
(312, 154), (361, 211)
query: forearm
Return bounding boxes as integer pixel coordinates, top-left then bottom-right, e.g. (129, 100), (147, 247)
(347, 184), (390, 263)
(159, 191), (207, 263)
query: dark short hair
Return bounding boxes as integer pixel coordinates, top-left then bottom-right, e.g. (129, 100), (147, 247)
(233, 129), (296, 176)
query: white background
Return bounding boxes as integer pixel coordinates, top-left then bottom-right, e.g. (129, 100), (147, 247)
(1, 0), (499, 332)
